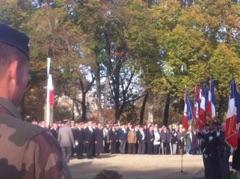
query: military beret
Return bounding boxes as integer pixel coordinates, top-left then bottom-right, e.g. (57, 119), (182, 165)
(0, 23), (29, 57)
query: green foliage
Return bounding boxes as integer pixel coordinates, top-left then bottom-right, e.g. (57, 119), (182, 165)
(209, 44), (240, 96)
(2, 0), (240, 122)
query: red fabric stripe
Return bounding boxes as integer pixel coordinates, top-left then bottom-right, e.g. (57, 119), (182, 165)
(182, 116), (188, 130)
(225, 116), (238, 149)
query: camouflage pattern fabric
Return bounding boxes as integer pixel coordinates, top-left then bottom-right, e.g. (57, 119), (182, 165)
(0, 98), (72, 179)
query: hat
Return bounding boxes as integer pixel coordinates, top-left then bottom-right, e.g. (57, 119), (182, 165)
(0, 23), (29, 57)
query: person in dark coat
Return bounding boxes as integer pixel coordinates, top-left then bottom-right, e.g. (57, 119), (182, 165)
(160, 126), (171, 154)
(95, 123), (104, 157)
(215, 123), (230, 179)
(109, 126), (118, 154)
(232, 131), (240, 175)
(146, 126), (154, 154)
(84, 122), (95, 158)
(191, 130), (199, 154)
(103, 125), (110, 153)
(50, 122), (58, 139)
(137, 127), (146, 154)
(170, 126), (179, 155)
(71, 122), (79, 157)
(119, 125), (128, 154)
(75, 123), (85, 159)
(197, 122), (230, 179)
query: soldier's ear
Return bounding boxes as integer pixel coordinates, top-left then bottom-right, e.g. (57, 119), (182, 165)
(8, 60), (18, 82)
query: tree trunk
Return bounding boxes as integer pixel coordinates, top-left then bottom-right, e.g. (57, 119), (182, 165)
(96, 63), (104, 124)
(140, 92), (149, 125)
(163, 92), (171, 126)
(115, 107), (121, 123)
(81, 92), (87, 122)
(74, 100), (81, 121)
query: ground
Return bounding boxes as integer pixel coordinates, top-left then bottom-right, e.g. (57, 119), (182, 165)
(69, 154), (204, 179)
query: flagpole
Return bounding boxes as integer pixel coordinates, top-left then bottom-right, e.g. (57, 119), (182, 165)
(46, 57), (51, 128)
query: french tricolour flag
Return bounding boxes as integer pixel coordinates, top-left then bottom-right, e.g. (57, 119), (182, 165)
(182, 92), (193, 130)
(225, 80), (238, 149)
(207, 80), (216, 121)
(193, 85), (200, 129)
(198, 84), (208, 129)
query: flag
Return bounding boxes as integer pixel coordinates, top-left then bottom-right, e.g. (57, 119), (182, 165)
(206, 80), (216, 121)
(47, 74), (55, 108)
(193, 85), (201, 129)
(225, 80), (238, 149)
(182, 91), (193, 130)
(198, 84), (208, 129)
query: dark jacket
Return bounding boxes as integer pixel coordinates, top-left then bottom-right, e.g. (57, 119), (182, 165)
(95, 128), (104, 153)
(119, 129), (128, 141)
(109, 129), (118, 141)
(84, 127), (95, 143)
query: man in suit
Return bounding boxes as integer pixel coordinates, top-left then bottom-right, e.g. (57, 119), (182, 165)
(137, 127), (146, 154)
(95, 123), (104, 157)
(50, 122), (59, 139)
(84, 121), (95, 158)
(58, 120), (75, 163)
(119, 125), (128, 154)
(75, 123), (85, 159)
(71, 121), (78, 157)
(146, 126), (154, 154)
(109, 126), (118, 154)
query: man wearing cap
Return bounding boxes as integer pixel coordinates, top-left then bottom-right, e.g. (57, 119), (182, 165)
(0, 24), (72, 178)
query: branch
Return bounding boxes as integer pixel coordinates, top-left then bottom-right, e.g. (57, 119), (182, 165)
(122, 71), (135, 97)
(119, 92), (147, 115)
(85, 75), (95, 93)
(125, 93), (147, 104)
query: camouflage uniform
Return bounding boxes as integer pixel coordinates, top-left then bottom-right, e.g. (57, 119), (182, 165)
(0, 98), (72, 179)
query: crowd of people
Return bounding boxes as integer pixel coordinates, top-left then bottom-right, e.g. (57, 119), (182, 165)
(32, 120), (204, 159)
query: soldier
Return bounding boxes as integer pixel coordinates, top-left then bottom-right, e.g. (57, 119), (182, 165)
(0, 24), (72, 178)
(232, 130), (240, 178)
(197, 122), (230, 179)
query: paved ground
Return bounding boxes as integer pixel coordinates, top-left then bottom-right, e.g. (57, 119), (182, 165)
(69, 154), (204, 179)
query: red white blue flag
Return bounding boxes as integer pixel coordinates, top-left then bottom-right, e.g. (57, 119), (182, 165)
(206, 80), (216, 121)
(193, 85), (201, 129)
(182, 91), (193, 130)
(225, 80), (239, 149)
(198, 84), (208, 129)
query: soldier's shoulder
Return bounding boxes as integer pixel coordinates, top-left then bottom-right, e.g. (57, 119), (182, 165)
(0, 113), (45, 146)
